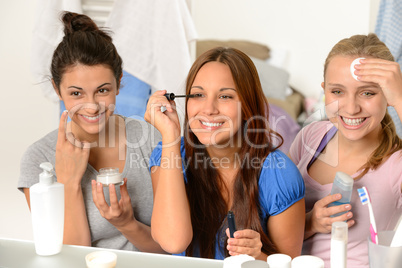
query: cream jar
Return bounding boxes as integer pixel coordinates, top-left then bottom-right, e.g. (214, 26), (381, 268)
(96, 168), (123, 186)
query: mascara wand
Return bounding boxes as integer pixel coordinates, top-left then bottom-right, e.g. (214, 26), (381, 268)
(164, 93), (196, 101)
(228, 211), (237, 238)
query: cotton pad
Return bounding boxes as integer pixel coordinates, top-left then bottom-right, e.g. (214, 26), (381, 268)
(350, 58), (365, 80)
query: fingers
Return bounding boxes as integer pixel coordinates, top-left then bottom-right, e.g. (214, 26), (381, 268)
(119, 178), (131, 204)
(354, 59), (401, 81)
(225, 228), (230, 238)
(91, 180), (98, 204)
(331, 210), (353, 222)
(92, 180), (130, 223)
(346, 219), (355, 228)
(146, 90), (175, 115)
(316, 194), (341, 208)
(109, 184), (120, 211)
(231, 229), (260, 239)
(327, 204), (352, 218)
(226, 229), (262, 258)
(311, 195), (354, 234)
(94, 181), (110, 214)
(57, 110), (68, 143)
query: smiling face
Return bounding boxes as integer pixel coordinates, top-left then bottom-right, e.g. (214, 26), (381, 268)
(186, 61), (241, 147)
(56, 64), (119, 140)
(324, 55), (387, 142)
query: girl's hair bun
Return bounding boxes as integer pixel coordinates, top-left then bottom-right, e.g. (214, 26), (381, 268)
(61, 11), (99, 35)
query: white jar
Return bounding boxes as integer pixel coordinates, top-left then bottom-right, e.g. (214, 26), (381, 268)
(97, 168), (123, 186)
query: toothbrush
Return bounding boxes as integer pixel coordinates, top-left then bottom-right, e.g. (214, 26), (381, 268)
(357, 187), (378, 244)
(390, 218), (402, 247)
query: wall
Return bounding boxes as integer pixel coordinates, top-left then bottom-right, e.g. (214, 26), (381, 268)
(191, 0), (380, 99)
(0, 0), (58, 240)
(0, 0), (380, 240)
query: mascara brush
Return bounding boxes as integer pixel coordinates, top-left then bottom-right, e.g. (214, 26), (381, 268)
(164, 93), (196, 101)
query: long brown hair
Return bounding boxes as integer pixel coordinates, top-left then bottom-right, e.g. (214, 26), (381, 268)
(183, 47), (282, 258)
(324, 33), (402, 178)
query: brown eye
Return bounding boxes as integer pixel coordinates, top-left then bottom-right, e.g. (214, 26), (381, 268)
(193, 93), (204, 98)
(362, 92), (374, 97)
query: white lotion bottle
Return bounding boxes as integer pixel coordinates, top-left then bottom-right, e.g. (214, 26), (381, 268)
(330, 221), (348, 268)
(30, 162), (64, 256)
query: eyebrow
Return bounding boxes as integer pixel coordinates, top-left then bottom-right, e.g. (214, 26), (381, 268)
(326, 83), (344, 88)
(326, 83), (379, 90)
(191, 86), (237, 92)
(68, 83), (111, 90)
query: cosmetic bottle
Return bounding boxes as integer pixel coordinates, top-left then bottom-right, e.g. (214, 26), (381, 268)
(328, 171), (354, 217)
(330, 221), (348, 268)
(30, 162), (64, 256)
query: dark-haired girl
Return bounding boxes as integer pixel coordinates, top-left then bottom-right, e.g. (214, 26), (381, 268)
(145, 47), (305, 260)
(18, 12), (163, 252)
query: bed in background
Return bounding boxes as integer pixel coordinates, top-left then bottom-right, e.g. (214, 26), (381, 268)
(196, 40), (305, 153)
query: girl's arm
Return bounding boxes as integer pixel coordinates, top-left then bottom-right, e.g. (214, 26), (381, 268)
(144, 90), (192, 253)
(267, 199), (305, 258)
(357, 58), (402, 125)
(55, 111), (91, 246)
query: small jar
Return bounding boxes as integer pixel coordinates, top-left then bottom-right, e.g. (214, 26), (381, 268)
(96, 168), (123, 186)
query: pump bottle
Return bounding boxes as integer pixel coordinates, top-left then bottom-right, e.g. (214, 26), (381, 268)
(30, 162), (64, 256)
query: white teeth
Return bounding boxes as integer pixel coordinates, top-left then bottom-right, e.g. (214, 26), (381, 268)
(201, 121), (223, 127)
(342, 117), (365, 126)
(82, 114), (101, 120)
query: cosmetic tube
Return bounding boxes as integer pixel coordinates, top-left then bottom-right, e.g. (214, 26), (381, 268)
(331, 221), (348, 268)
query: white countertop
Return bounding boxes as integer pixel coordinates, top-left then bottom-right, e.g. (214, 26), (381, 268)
(0, 238), (223, 268)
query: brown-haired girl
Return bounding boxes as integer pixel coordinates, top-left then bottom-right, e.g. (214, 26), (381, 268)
(18, 11), (163, 252)
(289, 33), (402, 267)
(145, 47), (305, 260)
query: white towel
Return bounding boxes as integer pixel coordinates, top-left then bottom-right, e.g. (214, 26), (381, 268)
(31, 0), (82, 102)
(105, 0), (198, 120)
(375, 0), (402, 138)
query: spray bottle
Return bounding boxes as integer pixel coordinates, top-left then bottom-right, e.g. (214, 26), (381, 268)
(30, 162), (64, 256)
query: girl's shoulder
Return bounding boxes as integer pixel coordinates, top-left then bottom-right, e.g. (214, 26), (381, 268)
(261, 149), (303, 183)
(301, 120), (333, 138)
(259, 149), (305, 216)
(382, 149), (402, 169)
(26, 128), (59, 154)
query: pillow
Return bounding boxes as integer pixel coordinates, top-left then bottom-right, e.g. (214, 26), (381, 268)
(267, 90), (305, 121)
(250, 57), (290, 100)
(196, 40), (271, 60)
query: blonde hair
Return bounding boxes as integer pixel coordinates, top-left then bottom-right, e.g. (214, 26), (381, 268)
(324, 33), (402, 178)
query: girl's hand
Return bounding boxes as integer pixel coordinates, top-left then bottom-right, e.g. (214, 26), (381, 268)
(355, 58), (402, 107)
(307, 194), (355, 234)
(91, 178), (136, 229)
(226, 228), (262, 258)
(55, 111), (90, 186)
(144, 90), (181, 142)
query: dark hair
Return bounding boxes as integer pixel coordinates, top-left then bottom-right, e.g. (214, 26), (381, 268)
(324, 33), (402, 178)
(51, 11), (123, 91)
(183, 47), (281, 258)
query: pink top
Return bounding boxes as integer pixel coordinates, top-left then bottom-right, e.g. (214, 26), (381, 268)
(289, 120), (402, 268)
